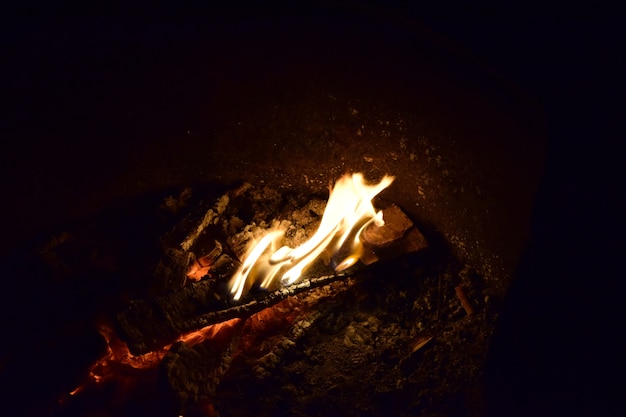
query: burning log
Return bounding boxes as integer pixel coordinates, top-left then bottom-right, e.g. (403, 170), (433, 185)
(116, 205), (427, 355)
(187, 273), (352, 331)
(161, 318), (245, 407)
(151, 184), (250, 293)
(117, 273), (351, 355)
(115, 175), (428, 355)
(253, 311), (325, 380)
(361, 204), (428, 263)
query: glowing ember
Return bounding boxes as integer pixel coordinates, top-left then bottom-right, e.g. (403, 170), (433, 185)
(229, 173), (394, 300)
(178, 318), (242, 345)
(65, 319), (243, 408)
(187, 242), (223, 281)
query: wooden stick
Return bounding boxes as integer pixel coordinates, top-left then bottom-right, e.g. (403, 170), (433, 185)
(184, 273), (350, 332)
(409, 333), (433, 354)
(454, 285), (475, 316)
(117, 205), (428, 354)
(117, 272), (350, 355)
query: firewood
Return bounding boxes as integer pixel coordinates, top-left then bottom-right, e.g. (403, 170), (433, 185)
(454, 285), (475, 316)
(116, 272), (350, 355)
(362, 204), (428, 262)
(362, 205), (414, 247)
(116, 279), (230, 355)
(116, 202), (428, 355)
(187, 273), (351, 332)
(161, 318), (245, 407)
(152, 183), (250, 293)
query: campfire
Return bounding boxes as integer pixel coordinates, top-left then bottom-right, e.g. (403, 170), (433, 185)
(229, 173), (395, 300)
(4, 172), (499, 417)
(0, 4), (547, 416)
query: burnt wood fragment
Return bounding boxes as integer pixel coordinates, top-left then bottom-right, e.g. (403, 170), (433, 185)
(116, 279), (230, 355)
(362, 204), (428, 261)
(152, 183), (251, 294)
(455, 285), (475, 316)
(161, 319), (245, 407)
(152, 248), (196, 292)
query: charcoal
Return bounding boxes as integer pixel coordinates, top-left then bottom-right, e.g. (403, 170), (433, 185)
(161, 319), (245, 409)
(362, 204), (428, 262)
(116, 279), (231, 355)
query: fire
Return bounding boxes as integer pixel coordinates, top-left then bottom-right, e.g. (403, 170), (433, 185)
(65, 319), (240, 403)
(178, 318), (242, 345)
(229, 173), (394, 300)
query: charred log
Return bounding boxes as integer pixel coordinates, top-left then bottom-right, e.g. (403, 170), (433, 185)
(362, 204), (428, 262)
(187, 273), (352, 332)
(116, 273), (350, 355)
(116, 204), (428, 355)
(116, 278), (229, 355)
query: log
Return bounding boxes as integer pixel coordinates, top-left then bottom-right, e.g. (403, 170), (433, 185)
(116, 204), (428, 355)
(117, 272), (350, 355)
(362, 204), (414, 247)
(116, 278), (229, 355)
(151, 184), (249, 294)
(362, 204), (428, 261)
(187, 272), (351, 331)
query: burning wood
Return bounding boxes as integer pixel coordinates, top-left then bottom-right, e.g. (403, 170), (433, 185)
(116, 203), (428, 355)
(362, 204), (427, 262)
(117, 272), (357, 355)
(112, 174), (428, 354)
(186, 241), (223, 281)
(62, 173), (449, 416)
(161, 289), (345, 409)
(41, 171), (502, 417)
(162, 318), (246, 405)
(151, 184), (249, 293)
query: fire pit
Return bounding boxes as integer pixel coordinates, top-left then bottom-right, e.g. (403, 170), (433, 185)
(1, 8), (544, 417)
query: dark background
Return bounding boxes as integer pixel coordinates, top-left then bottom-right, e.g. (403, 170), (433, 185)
(2, 2), (624, 416)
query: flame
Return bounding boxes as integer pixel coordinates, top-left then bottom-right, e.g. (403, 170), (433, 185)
(229, 173), (394, 300)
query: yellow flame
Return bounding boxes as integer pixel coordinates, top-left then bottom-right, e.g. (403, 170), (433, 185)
(229, 173), (394, 300)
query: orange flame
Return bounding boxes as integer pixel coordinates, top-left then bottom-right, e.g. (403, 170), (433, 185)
(229, 173), (394, 300)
